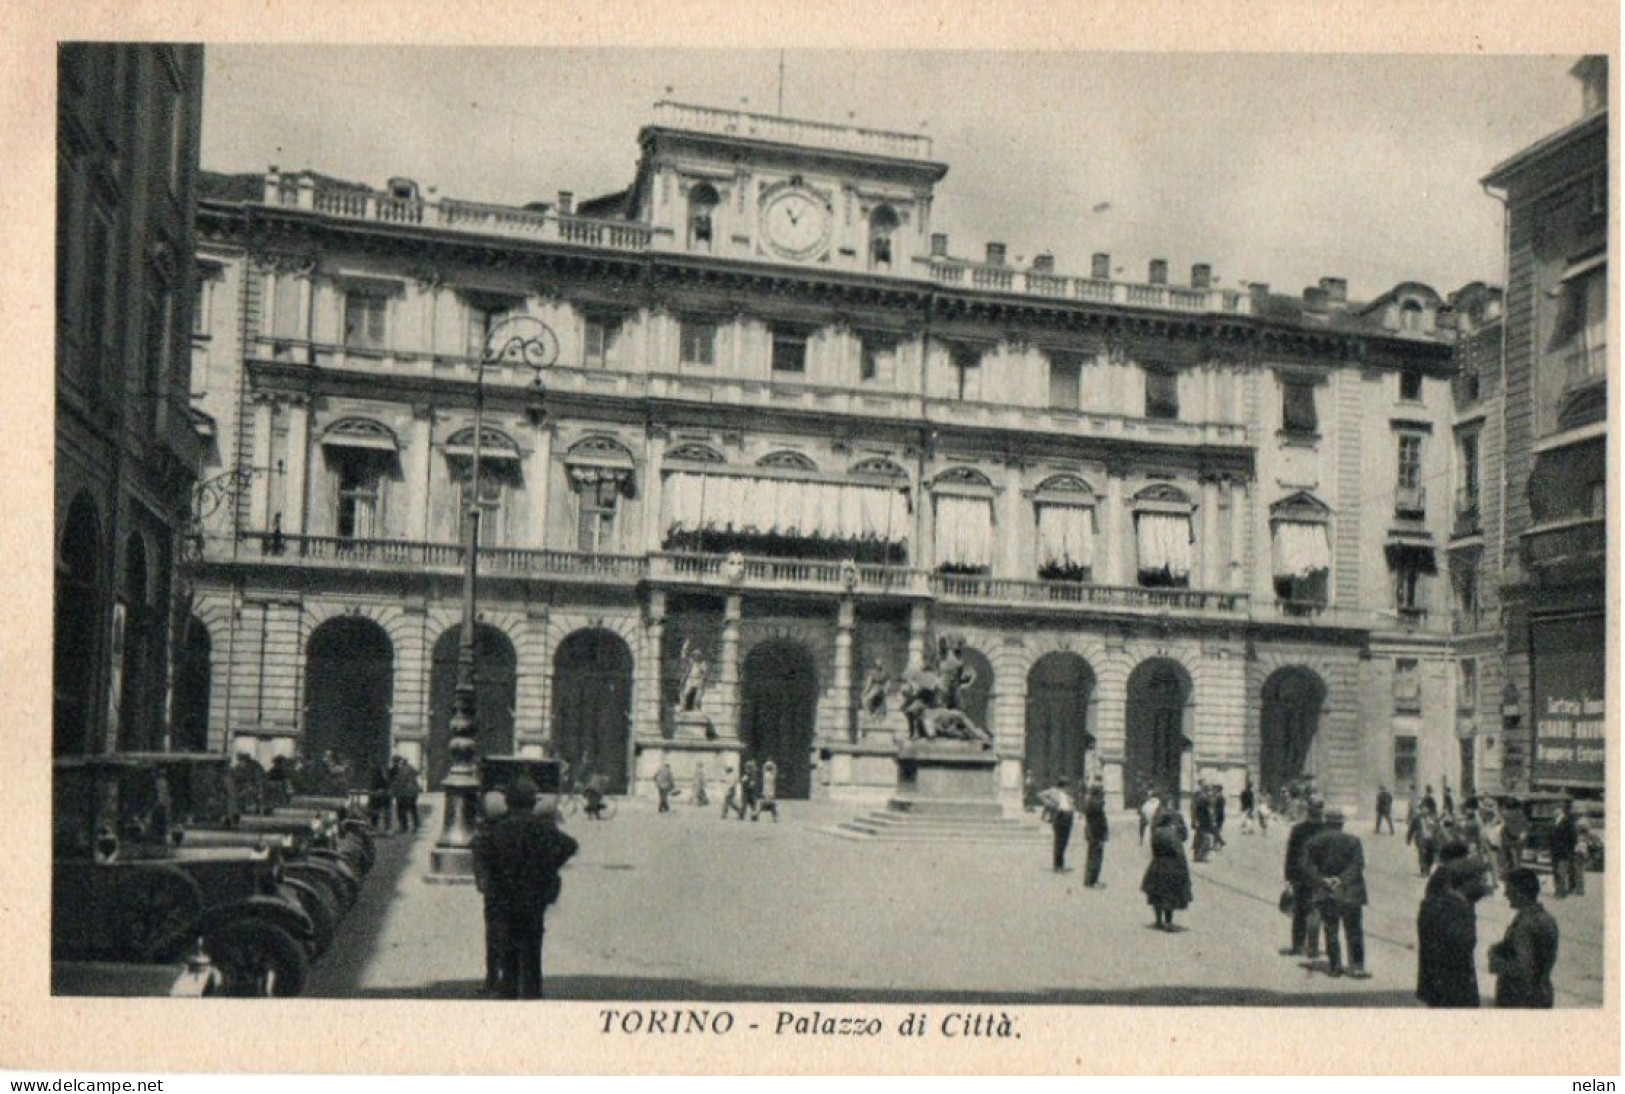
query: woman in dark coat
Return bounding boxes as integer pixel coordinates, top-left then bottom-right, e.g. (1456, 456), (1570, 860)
(1415, 855), (1490, 1007)
(1141, 809), (1193, 930)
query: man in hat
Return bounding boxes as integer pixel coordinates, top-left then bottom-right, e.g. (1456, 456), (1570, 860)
(1301, 809), (1370, 978)
(1416, 851), (1491, 1007)
(1374, 785), (1395, 835)
(1281, 797), (1326, 957)
(470, 790), (510, 995)
(1489, 867), (1559, 1008)
(1082, 780), (1110, 888)
(481, 778), (579, 999)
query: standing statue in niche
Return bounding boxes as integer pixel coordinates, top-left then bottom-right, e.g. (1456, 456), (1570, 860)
(861, 661), (891, 718)
(677, 638), (710, 713)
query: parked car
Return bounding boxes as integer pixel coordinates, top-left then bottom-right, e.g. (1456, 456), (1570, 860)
(53, 755), (314, 996)
(1492, 792), (1574, 866)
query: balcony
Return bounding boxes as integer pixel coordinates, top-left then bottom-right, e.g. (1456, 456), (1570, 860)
(227, 533), (647, 584)
(1394, 485), (1427, 517)
(648, 552), (928, 598)
(916, 257), (1253, 317)
(1522, 516), (1606, 574)
(931, 574), (1248, 617)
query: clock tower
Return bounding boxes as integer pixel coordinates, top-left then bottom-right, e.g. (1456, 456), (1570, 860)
(626, 101), (948, 274)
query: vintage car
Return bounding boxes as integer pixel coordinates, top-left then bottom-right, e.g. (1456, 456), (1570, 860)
(1572, 798), (1606, 872)
(480, 757), (564, 817)
(1493, 792), (1575, 866)
(53, 755), (314, 996)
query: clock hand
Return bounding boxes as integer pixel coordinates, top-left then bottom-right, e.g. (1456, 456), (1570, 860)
(786, 207), (800, 226)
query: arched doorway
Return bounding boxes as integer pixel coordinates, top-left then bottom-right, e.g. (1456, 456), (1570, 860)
(551, 629), (633, 794)
(305, 617), (394, 784)
(1025, 652), (1096, 790)
(741, 640), (818, 799)
(173, 616), (212, 753)
(54, 493), (101, 756)
(1260, 667), (1327, 798)
(429, 623), (518, 788)
(1125, 658), (1192, 809)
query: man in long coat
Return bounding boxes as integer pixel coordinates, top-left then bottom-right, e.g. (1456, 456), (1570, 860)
(1301, 810), (1370, 978)
(481, 778), (579, 999)
(1489, 867), (1560, 1008)
(1416, 855), (1491, 1007)
(1281, 798), (1326, 957)
(1082, 782), (1110, 888)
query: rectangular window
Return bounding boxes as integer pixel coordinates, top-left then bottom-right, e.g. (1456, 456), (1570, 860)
(679, 319), (717, 366)
(1145, 369), (1179, 420)
(577, 479), (619, 553)
(771, 328), (807, 374)
(1393, 659), (1421, 713)
(466, 302), (511, 360)
(1458, 657), (1478, 710)
(459, 465), (507, 547)
(1282, 378), (1318, 434)
(860, 333), (898, 384)
(1048, 352), (1083, 410)
(191, 276), (211, 336)
(1393, 735), (1418, 794)
(585, 316), (623, 368)
(334, 451), (384, 539)
(143, 287), (171, 432)
(1395, 558), (1424, 612)
(1455, 563), (1479, 621)
(1399, 369), (1423, 401)
(1397, 434), (1422, 490)
(950, 346), (982, 401)
(343, 291), (387, 351)
(83, 206), (113, 353)
(1459, 432), (1480, 512)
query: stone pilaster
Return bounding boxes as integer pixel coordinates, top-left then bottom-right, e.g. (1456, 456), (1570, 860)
(834, 598), (855, 742)
(717, 595), (743, 739)
(284, 397), (309, 535)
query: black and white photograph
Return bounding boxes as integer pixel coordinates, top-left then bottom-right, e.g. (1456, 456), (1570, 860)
(13, 2), (1619, 1077)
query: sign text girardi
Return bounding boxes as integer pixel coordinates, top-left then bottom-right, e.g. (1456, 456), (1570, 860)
(598, 1008), (1021, 1039)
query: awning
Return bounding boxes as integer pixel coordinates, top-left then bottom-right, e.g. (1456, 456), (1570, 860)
(934, 494), (994, 569)
(1036, 503), (1095, 569)
(320, 418), (399, 452)
(1384, 539), (1438, 573)
(1271, 521), (1331, 579)
(662, 471), (910, 544)
(1136, 512), (1192, 579)
(444, 427), (521, 461)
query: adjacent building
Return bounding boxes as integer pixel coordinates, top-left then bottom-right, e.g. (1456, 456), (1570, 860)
(183, 101), (1472, 813)
(1480, 56), (1609, 797)
(55, 44), (206, 757)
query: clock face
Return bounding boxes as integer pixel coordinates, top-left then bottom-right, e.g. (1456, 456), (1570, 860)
(762, 188), (831, 260)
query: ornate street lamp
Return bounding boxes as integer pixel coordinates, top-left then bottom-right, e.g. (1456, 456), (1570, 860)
(429, 316), (557, 878)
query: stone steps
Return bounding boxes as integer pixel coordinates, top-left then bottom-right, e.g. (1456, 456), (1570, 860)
(827, 808), (1049, 843)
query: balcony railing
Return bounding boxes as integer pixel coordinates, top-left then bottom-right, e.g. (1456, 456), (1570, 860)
(917, 258), (1252, 316)
(931, 574), (1248, 615)
(1394, 485), (1427, 516)
(648, 552), (930, 596)
(234, 533), (647, 581)
(649, 100), (934, 160)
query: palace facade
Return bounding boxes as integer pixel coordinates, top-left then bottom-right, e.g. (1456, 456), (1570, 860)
(183, 102), (1475, 812)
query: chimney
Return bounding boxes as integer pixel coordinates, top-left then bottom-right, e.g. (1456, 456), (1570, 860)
(1191, 263), (1213, 290)
(986, 242), (1006, 266)
(1032, 253), (1055, 274)
(557, 191), (574, 216)
(1303, 285), (1330, 314)
(931, 232), (949, 258)
(1091, 253), (1111, 280)
(1319, 277), (1348, 307)
(1149, 259), (1168, 285)
(1249, 282), (1271, 308)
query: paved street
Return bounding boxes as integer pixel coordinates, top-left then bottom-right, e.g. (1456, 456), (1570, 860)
(307, 799), (1606, 1007)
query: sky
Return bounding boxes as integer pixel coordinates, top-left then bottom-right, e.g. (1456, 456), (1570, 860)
(200, 48), (1586, 303)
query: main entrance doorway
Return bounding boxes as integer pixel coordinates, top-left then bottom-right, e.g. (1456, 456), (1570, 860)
(1025, 652), (1096, 790)
(1124, 658), (1191, 809)
(551, 629), (632, 794)
(740, 640), (818, 799)
(54, 494), (102, 756)
(1259, 667), (1326, 797)
(305, 617), (395, 781)
(428, 623), (518, 788)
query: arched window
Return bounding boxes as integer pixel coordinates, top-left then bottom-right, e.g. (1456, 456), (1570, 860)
(869, 204), (900, 270)
(1400, 300), (1425, 332)
(688, 183), (720, 252)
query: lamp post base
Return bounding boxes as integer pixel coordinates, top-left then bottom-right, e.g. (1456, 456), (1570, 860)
(425, 760), (483, 882)
(425, 846), (477, 883)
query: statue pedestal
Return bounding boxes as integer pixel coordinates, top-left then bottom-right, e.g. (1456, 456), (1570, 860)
(858, 710), (908, 744)
(673, 711), (717, 741)
(890, 740), (1002, 818)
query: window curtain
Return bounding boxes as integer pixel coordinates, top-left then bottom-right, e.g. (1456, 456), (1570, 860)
(663, 472), (908, 544)
(1135, 512), (1192, 579)
(1036, 503), (1095, 569)
(935, 494), (994, 569)
(1271, 521), (1331, 579)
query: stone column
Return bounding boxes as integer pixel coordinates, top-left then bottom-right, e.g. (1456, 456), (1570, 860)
(248, 396), (274, 532)
(284, 398), (310, 536)
(718, 595), (743, 740)
(1200, 475), (1221, 590)
(529, 424), (555, 550)
(644, 592), (667, 740)
(907, 602), (929, 669)
(834, 598), (855, 742)
(1102, 470), (1125, 586)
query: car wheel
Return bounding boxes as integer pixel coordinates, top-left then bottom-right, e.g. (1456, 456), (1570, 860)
(281, 878), (337, 958)
(205, 919), (310, 997)
(113, 866), (205, 963)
